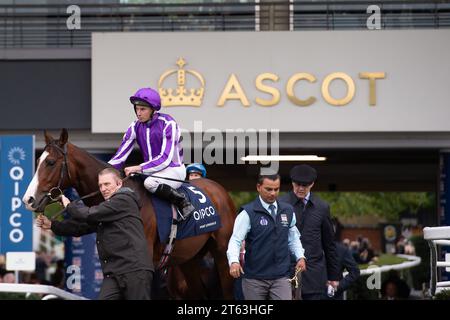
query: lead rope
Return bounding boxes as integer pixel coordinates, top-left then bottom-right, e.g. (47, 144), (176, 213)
(288, 267), (302, 288)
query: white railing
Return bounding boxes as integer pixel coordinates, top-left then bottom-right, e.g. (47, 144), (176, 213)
(342, 254), (421, 277)
(340, 254), (421, 300)
(423, 226), (450, 296)
(359, 254), (421, 276)
(0, 283), (88, 300)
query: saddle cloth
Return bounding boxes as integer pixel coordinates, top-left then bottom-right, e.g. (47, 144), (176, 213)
(150, 183), (221, 243)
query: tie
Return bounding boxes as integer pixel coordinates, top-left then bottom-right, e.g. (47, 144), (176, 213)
(297, 200), (306, 225)
(269, 204), (276, 219)
(299, 199), (306, 212)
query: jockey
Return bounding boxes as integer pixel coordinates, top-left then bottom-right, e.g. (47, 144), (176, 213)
(108, 87), (195, 220)
(186, 163), (207, 180)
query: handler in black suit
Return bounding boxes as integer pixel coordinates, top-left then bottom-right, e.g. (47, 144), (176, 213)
(36, 168), (153, 300)
(280, 165), (340, 300)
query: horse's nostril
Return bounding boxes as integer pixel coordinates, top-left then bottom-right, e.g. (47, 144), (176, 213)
(28, 197), (35, 205)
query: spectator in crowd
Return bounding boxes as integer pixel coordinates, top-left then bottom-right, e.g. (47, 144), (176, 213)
(396, 237), (406, 254)
(342, 238), (350, 249)
(396, 235), (416, 255)
(404, 241), (416, 255)
(2, 271), (16, 283)
(51, 259), (66, 289)
(328, 221), (360, 300)
(28, 272), (42, 285)
(381, 271), (410, 300)
(350, 241), (361, 263)
(358, 238), (375, 264)
(35, 251), (50, 285)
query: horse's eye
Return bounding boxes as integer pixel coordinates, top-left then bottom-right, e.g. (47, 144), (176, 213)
(46, 159), (56, 166)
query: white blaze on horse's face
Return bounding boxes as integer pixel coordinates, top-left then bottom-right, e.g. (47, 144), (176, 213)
(23, 151), (49, 211)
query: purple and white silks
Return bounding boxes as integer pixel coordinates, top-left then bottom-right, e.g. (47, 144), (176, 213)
(108, 112), (183, 174)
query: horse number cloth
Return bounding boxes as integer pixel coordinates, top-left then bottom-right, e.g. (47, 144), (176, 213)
(151, 184), (221, 243)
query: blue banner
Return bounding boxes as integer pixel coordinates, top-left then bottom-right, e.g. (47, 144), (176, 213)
(0, 136), (35, 253)
(64, 233), (102, 299)
(439, 152), (450, 281)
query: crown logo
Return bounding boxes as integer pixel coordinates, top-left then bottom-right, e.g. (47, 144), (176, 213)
(158, 58), (205, 107)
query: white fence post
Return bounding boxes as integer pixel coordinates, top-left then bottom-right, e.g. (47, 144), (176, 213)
(423, 226), (450, 296)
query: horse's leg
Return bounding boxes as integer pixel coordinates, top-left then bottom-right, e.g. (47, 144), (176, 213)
(167, 245), (217, 299)
(166, 266), (188, 299)
(209, 232), (235, 300)
(163, 234), (209, 299)
(189, 179), (236, 299)
(177, 257), (208, 300)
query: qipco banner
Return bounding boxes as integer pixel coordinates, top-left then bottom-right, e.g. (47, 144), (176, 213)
(0, 136), (34, 253)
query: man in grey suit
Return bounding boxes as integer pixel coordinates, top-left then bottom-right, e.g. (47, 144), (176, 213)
(280, 164), (340, 300)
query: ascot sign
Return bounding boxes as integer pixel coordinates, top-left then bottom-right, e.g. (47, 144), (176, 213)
(159, 58), (386, 108)
(95, 30), (450, 133)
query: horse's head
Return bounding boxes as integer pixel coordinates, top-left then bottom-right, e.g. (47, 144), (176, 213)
(23, 129), (73, 212)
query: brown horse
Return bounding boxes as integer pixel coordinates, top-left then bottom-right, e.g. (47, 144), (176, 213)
(23, 129), (236, 299)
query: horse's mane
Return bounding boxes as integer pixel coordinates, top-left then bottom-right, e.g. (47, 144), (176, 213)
(68, 142), (110, 168)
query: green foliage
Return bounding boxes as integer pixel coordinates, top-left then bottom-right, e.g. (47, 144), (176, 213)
(434, 289), (450, 300)
(316, 192), (435, 221)
(0, 292), (41, 300)
(358, 254), (407, 270)
(228, 191), (258, 212)
(227, 191), (434, 221)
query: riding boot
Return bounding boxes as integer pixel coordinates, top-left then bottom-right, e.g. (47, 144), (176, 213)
(154, 184), (195, 221)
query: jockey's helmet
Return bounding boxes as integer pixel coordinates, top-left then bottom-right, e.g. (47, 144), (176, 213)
(130, 87), (161, 111)
(186, 163), (207, 178)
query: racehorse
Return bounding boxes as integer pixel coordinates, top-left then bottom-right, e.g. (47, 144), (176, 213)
(23, 129), (236, 299)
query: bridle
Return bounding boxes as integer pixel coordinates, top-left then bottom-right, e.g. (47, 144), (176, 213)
(36, 140), (99, 218)
(39, 141), (72, 206)
(35, 140), (100, 217)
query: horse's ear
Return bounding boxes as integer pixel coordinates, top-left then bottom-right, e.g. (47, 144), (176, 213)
(59, 128), (68, 147)
(44, 130), (53, 145)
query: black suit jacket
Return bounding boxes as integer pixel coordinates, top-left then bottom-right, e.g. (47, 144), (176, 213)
(333, 242), (360, 300)
(51, 188), (154, 276)
(280, 191), (340, 295)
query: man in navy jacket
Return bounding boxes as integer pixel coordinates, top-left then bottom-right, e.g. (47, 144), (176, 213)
(227, 173), (306, 300)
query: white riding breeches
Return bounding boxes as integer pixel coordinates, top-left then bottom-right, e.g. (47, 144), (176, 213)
(143, 164), (186, 193)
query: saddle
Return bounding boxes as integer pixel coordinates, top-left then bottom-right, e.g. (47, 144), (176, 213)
(150, 183), (221, 242)
(150, 183), (221, 271)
